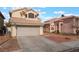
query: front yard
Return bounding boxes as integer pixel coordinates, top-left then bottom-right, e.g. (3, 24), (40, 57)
(44, 33), (79, 43)
(0, 35), (20, 52)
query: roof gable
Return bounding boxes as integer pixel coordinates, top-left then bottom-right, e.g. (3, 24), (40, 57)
(10, 7), (38, 14)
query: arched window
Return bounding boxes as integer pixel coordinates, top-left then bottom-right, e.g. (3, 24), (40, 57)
(28, 13), (34, 18)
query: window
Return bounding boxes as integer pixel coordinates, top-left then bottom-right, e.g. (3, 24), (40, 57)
(20, 11), (25, 16)
(28, 13), (34, 18)
(35, 14), (39, 18)
(51, 27), (54, 30)
(25, 14), (27, 18)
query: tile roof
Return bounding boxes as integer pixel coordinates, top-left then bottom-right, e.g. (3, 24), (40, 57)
(44, 18), (59, 24)
(10, 7), (38, 14)
(44, 16), (79, 23)
(10, 17), (42, 26)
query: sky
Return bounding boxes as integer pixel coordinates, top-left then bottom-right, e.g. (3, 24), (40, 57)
(0, 7), (79, 22)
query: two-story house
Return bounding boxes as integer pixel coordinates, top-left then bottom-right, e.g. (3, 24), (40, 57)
(9, 8), (43, 37)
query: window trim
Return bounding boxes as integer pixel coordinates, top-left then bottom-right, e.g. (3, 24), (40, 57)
(28, 13), (34, 18)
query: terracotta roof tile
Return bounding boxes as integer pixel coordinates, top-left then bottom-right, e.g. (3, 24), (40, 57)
(44, 16), (79, 23)
(10, 8), (39, 14)
(10, 17), (42, 26)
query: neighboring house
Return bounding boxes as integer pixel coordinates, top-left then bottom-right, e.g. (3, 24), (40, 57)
(44, 18), (59, 33)
(0, 12), (5, 35)
(9, 8), (43, 37)
(44, 16), (79, 34)
(0, 12), (5, 30)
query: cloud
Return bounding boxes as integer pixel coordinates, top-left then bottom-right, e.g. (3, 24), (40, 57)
(34, 9), (47, 15)
(44, 16), (53, 20)
(64, 13), (79, 16)
(64, 14), (73, 16)
(11, 7), (22, 10)
(40, 7), (46, 8)
(53, 11), (65, 14)
(39, 11), (46, 14)
(53, 11), (79, 16)
(40, 16), (53, 21)
(74, 14), (79, 16)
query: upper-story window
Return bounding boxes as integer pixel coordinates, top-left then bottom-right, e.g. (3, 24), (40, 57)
(28, 13), (34, 18)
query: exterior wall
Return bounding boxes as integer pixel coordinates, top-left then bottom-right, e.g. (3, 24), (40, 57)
(12, 10), (38, 19)
(54, 22), (60, 33)
(12, 10), (25, 18)
(73, 28), (76, 34)
(72, 18), (79, 34)
(54, 18), (75, 34)
(59, 22), (63, 33)
(11, 26), (16, 37)
(7, 27), (11, 34)
(62, 23), (72, 34)
(62, 19), (73, 34)
(40, 26), (43, 35)
(54, 23), (57, 32)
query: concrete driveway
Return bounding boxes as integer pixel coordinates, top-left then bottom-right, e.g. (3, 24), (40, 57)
(17, 36), (69, 52)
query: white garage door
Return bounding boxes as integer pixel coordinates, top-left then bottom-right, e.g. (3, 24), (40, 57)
(17, 27), (40, 36)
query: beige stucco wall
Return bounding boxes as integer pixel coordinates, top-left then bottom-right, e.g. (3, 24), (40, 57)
(12, 10), (25, 18)
(11, 26), (16, 37)
(27, 10), (37, 16)
(12, 9), (38, 19)
(62, 22), (73, 34)
(73, 28), (76, 34)
(40, 26), (43, 35)
(59, 22), (63, 33)
(7, 27), (11, 32)
(72, 18), (79, 34)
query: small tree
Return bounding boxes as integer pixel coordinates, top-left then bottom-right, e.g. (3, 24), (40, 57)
(6, 22), (12, 27)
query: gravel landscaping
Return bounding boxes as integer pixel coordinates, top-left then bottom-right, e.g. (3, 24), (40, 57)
(44, 33), (78, 43)
(0, 36), (20, 52)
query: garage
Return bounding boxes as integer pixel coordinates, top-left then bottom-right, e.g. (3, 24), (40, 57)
(17, 26), (40, 36)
